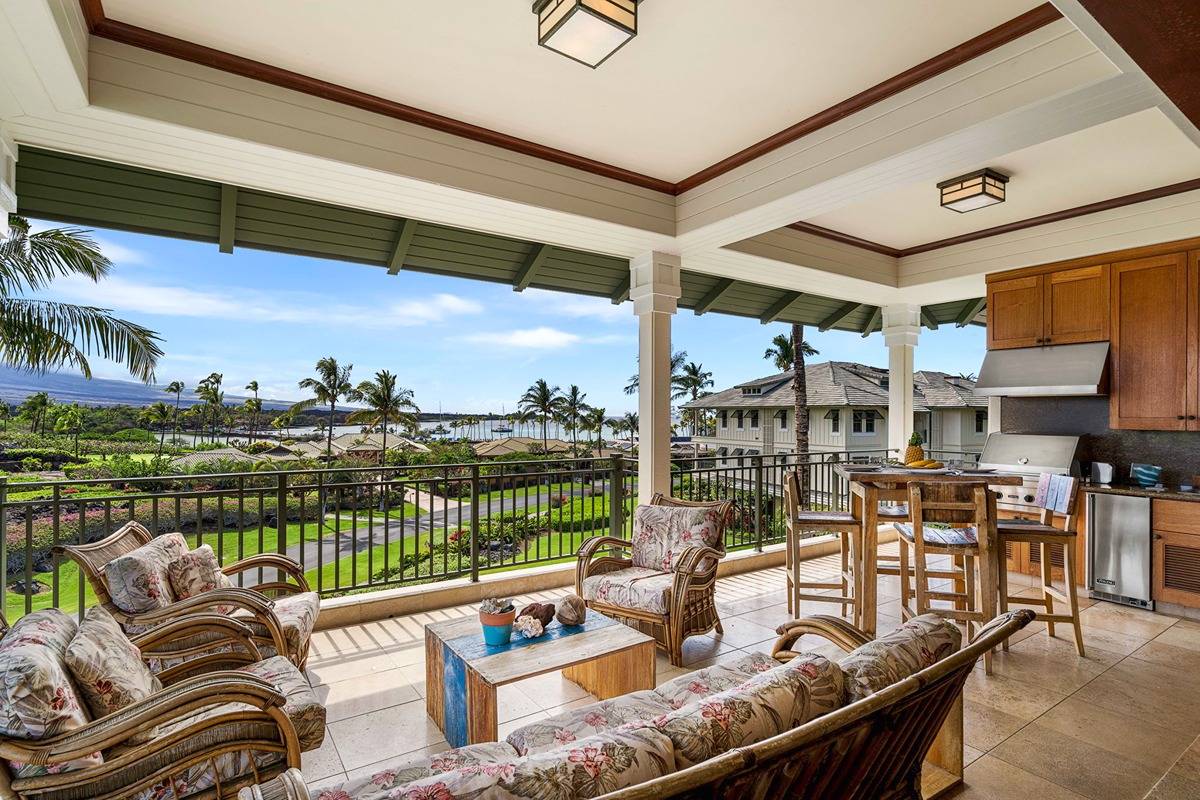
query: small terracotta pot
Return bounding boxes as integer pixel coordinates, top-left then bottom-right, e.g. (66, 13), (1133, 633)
(480, 608), (516, 645)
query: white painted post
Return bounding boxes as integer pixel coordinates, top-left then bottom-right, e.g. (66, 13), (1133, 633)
(883, 304), (921, 457)
(0, 126), (17, 240)
(630, 252), (681, 505)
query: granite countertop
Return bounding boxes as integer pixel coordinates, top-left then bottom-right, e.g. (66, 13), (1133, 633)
(1082, 483), (1200, 502)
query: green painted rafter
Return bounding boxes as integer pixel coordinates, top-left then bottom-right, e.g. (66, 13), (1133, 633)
(860, 306), (882, 338)
(693, 279), (735, 315)
(610, 274), (631, 304)
(818, 301), (862, 332)
(920, 307), (939, 330)
(512, 243), (551, 292)
(386, 218), (418, 274)
(759, 292), (803, 324)
(955, 297), (987, 327)
(218, 184), (237, 254)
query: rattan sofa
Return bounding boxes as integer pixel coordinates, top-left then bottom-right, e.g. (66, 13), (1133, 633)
(54, 520), (318, 668)
(576, 494), (734, 666)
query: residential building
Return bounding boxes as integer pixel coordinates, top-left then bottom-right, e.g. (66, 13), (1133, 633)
(684, 362), (987, 460)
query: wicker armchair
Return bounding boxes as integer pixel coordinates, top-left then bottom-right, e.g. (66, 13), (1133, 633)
(0, 609), (321, 800)
(54, 521), (318, 669)
(576, 494), (733, 667)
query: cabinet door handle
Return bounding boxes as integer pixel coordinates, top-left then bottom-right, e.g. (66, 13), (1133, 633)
(1178, 415), (1187, 420)
(1190, 416), (1197, 421)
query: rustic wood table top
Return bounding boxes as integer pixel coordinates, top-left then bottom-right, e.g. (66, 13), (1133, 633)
(833, 465), (1024, 486)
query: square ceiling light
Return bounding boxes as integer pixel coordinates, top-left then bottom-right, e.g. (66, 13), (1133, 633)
(533, 0), (638, 68)
(938, 168), (1009, 213)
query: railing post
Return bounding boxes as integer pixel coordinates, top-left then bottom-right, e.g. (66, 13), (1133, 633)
(469, 464), (480, 582)
(753, 455), (764, 552)
(276, 471), (288, 556)
(0, 476), (6, 615)
(609, 454), (624, 539)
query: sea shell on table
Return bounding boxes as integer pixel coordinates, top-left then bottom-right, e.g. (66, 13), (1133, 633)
(556, 594), (586, 626)
(518, 602), (555, 628)
(514, 615), (544, 639)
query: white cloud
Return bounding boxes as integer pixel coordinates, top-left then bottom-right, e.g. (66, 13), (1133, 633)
(45, 276), (481, 330)
(461, 327), (581, 349)
(95, 238), (148, 266)
(520, 289), (630, 323)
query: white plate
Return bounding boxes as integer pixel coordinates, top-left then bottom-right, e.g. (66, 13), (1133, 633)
(902, 467), (950, 474)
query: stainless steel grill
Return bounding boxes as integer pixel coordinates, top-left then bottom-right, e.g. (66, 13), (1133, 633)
(977, 433), (1080, 515)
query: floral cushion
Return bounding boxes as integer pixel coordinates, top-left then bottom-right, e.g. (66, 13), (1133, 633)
(313, 742), (519, 799)
(507, 689), (670, 757)
(104, 532), (188, 614)
(580, 568), (673, 615)
(377, 726), (673, 800)
(236, 591), (319, 660)
(648, 653), (843, 769)
(653, 663), (767, 711)
(630, 503), (725, 572)
(167, 544), (235, 615)
(64, 606), (162, 745)
(839, 614), (962, 703)
(241, 655), (326, 751)
(0, 609), (104, 779)
(723, 651), (777, 676)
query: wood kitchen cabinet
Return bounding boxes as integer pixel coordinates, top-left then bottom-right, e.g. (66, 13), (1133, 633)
(986, 265), (1108, 350)
(1109, 252), (1194, 431)
(1151, 500), (1200, 608)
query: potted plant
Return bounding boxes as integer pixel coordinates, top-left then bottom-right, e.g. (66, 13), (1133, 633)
(479, 597), (516, 645)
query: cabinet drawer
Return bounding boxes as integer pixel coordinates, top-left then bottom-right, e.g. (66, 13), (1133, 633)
(1152, 499), (1200, 533)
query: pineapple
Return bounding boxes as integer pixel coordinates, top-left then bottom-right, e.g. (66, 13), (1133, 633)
(904, 431), (925, 465)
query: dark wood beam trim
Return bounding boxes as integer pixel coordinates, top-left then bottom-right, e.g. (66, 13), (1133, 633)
(610, 274), (630, 304)
(920, 307), (939, 330)
(674, 3), (1063, 193)
(386, 218), (418, 275)
(512, 243), (551, 291)
(759, 291), (803, 325)
(218, 184), (237, 253)
(693, 278), (735, 315)
(955, 297), (987, 327)
(860, 306), (882, 338)
(787, 222), (901, 258)
(818, 301), (862, 332)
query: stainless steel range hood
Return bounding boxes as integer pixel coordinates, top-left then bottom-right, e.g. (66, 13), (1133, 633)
(975, 341), (1109, 397)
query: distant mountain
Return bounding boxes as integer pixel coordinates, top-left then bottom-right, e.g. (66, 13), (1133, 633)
(0, 366), (300, 410)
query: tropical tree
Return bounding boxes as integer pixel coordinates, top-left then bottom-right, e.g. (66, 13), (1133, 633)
(675, 362), (713, 434)
(619, 411), (639, 443)
(764, 333), (818, 373)
(244, 380), (262, 440)
(582, 405), (607, 451)
(140, 401), (174, 456)
(196, 373), (224, 443)
(510, 408), (534, 438)
(0, 402), (9, 432)
(345, 369), (419, 462)
(792, 323), (812, 508)
(164, 380), (185, 446)
(53, 404), (86, 456)
(19, 392), (50, 434)
(558, 385), (589, 452)
(519, 379), (563, 450)
(271, 410), (295, 440)
(623, 350), (688, 396)
(293, 357), (353, 458)
(0, 215), (162, 381)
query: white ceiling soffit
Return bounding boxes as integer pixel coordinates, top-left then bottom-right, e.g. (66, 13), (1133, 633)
(100, 0), (1043, 183)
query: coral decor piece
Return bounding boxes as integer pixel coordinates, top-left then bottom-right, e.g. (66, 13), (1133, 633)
(479, 598), (514, 616)
(514, 615), (545, 639)
(556, 594), (586, 626)
(518, 602), (556, 628)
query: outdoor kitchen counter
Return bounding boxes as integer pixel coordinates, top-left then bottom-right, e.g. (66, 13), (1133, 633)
(1082, 484), (1200, 503)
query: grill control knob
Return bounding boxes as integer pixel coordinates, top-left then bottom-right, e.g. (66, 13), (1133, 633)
(1023, 494), (1035, 502)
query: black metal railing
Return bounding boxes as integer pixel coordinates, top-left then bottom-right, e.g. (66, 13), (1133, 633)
(1, 449), (900, 621)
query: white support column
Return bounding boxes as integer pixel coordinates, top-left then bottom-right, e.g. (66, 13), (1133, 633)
(883, 304), (921, 456)
(0, 125), (16, 240)
(630, 251), (681, 505)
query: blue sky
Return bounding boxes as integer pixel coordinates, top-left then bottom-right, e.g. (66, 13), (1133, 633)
(34, 223), (986, 413)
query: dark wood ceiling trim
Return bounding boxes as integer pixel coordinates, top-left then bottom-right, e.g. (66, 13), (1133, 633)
(79, 1), (1061, 198)
(1076, 0), (1200, 134)
(787, 221), (901, 258)
(673, 3), (1063, 194)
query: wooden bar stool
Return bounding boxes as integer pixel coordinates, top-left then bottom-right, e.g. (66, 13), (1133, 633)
(996, 473), (1085, 656)
(895, 480), (998, 672)
(783, 469), (863, 622)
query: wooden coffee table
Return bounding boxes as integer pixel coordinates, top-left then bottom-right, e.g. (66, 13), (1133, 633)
(425, 609), (656, 747)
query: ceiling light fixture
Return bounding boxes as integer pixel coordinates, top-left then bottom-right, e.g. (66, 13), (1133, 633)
(938, 168), (1009, 213)
(532, 0), (638, 69)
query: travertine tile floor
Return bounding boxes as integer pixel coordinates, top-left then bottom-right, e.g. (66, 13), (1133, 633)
(296, 545), (1200, 799)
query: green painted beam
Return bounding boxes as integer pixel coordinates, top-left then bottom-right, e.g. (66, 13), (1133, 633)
(818, 301), (862, 332)
(955, 297), (987, 327)
(759, 291), (803, 325)
(218, 184), (237, 253)
(693, 279), (735, 315)
(512, 244), (551, 291)
(610, 274), (630, 304)
(920, 307), (939, 330)
(386, 218), (419, 275)
(860, 306), (882, 338)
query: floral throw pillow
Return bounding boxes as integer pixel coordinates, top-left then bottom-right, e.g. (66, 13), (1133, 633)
(167, 544), (235, 614)
(839, 614), (962, 703)
(65, 606), (162, 745)
(630, 504), (725, 572)
(104, 532), (188, 614)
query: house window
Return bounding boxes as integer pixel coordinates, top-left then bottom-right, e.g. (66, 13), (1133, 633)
(776, 410), (787, 430)
(975, 409), (987, 434)
(852, 410), (876, 434)
(718, 411), (727, 429)
(736, 411), (744, 429)
(749, 410), (759, 429)
(825, 409), (840, 434)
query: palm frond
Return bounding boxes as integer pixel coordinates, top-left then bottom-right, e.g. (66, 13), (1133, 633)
(0, 219), (112, 295)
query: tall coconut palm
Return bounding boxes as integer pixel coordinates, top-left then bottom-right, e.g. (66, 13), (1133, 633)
(196, 373), (224, 443)
(140, 401), (173, 456)
(346, 369), (419, 463)
(293, 357), (353, 458)
(791, 324), (812, 509)
(559, 385), (588, 452)
(619, 411), (639, 443)
(519, 379), (563, 450)
(0, 215), (162, 381)
(676, 362), (713, 434)
(763, 332), (818, 373)
(623, 350), (688, 396)
(164, 380), (185, 447)
(244, 380), (261, 440)
(582, 406), (607, 451)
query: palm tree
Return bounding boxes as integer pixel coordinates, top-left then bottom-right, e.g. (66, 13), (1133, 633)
(244, 380), (261, 440)
(582, 406), (607, 451)
(196, 373), (224, 443)
(293, 357), (353, 458)
(792, 323), (812, 509)
(519, 379), (563, 450)
(345, 370), (419, 463)
(763, 332), (818, 373)
(19, 392), (49, 434)
(164, 380), (185, 447)
(619, 411), (639, 444)
(53, 404), (85, 456)
(676, 362), (713, 434)
(510, 408), (534, 438)
(0, 402), (9, 432)
(0, 216), (163, 380)
(559, 385), (588, 452)
(623, 350), (688, 396)
(271, 410), (295, 441)
(140, 401), (173, 456)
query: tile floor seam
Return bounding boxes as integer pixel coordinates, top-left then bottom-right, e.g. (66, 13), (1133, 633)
(986, 747), (1106, 800)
